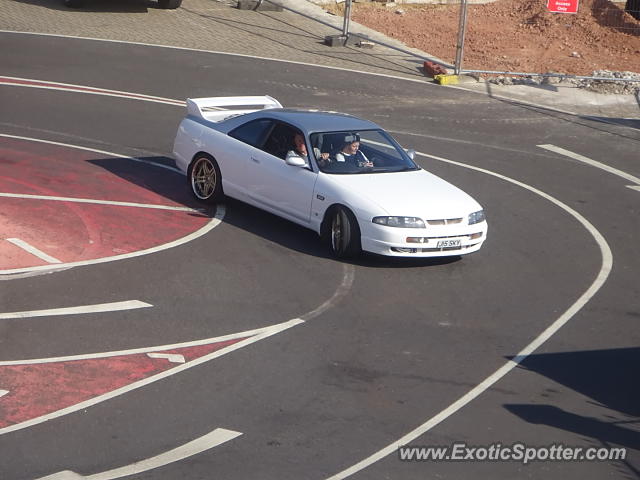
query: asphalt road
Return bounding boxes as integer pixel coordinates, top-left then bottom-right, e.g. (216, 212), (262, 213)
(0, 32), (638, 480)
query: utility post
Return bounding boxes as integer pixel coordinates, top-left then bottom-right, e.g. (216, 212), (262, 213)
(342, 0), (352, 38)
(454, 0), (469, 75)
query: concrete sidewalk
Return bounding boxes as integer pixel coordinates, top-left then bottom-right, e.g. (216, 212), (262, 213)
(0, 0), (638, 121)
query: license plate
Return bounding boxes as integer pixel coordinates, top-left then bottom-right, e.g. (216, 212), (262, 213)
(436, 239), (462, 248)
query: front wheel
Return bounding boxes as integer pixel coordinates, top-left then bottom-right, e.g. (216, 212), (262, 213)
(327, 206), (361, 258)
(188, 154), (223, 203)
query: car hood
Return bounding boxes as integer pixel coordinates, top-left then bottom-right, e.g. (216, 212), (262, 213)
(325, 169), (482, 219)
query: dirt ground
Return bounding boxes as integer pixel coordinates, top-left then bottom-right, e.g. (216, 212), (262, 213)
(339, 0), (640, 76)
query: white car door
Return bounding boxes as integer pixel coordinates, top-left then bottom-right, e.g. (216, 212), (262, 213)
(221, 118), (274, 201)
(247, 123), (318, 226)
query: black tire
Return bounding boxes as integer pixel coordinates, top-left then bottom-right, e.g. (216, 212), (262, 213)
(64, 0), (84, 7)
(158, 0), (182, 8)
(326, 206), (361, 258)
(188, 154), (223, 203)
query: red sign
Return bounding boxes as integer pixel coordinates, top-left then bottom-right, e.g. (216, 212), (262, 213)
(547, 0), (579, 13)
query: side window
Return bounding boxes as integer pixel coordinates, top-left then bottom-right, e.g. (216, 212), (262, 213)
(229, 119), (273, 148)
(262, 123), (300, 160)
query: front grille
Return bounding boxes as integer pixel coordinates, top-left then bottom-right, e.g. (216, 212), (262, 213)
(427, 218), (463, 226)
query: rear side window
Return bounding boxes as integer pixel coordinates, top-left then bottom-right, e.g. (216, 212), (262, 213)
(229, 119), (273, 148)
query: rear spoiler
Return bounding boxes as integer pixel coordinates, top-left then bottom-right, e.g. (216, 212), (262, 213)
(186, 96), (283, 122)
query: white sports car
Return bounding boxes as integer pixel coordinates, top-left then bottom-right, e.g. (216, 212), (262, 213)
(173, 96), (487, 258)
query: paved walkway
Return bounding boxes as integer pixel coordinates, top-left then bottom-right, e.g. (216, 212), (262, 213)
(1, 0), (638, 120)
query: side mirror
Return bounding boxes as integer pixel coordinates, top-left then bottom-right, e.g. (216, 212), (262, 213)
(406, 149), (416, 160)
(285, 155), (307, 167)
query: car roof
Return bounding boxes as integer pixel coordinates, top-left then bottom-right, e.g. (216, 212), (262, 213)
(230, 108), (382, 134)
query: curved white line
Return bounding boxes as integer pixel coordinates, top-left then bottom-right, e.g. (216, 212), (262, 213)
(0, 133), (180, 173)
(0, 192), (198, 212)
(36, 427), (242, 480)
(325, 151), (613, 479)
(0, 300), (151, 320)
(0, 318), (304, 435)
(0, 134), (218, 276)
(0, 31), (432, 86)
(0, 76), (184, 106)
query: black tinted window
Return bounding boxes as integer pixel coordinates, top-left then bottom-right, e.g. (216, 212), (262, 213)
(263, 123), (299, 160)
(229, 119), (273, 147)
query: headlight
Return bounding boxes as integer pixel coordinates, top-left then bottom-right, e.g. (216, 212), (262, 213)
(372, 216), (425, 228)
(468, 210), (486, 225)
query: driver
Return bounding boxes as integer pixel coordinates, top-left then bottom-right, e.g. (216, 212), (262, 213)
(335, 135), (373, 168)
(286, 133), (329, 167)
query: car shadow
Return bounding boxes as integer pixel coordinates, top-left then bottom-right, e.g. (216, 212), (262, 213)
(88, 155), (463, 268)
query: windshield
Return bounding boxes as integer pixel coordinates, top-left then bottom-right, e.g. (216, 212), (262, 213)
(309, 129), (419, 174)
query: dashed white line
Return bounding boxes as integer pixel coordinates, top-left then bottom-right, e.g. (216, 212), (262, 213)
(5, 238), (61, 264)
(0, 192), (199, 212)
(538, 144), (640, 189)
(35, 427), (242, 480)
(0, 300), (152, 320)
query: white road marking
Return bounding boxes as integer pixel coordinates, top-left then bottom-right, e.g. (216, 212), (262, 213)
(0, 31), (435, 87)
(0, 76), (185, 106)
(0, 390), (8, 398)
(628, 185), (640, 192)
(35, 427), (242, 480)
(0, 192), (199, 212)
(0, 301), (152, 320)
(146, 353), (185, 364)
(5, 238), (61, 264)
(0, 318), (304, 435)
(538, 144), (640, 188)
(0, 134), (224, 277)
(324, 151), (613, 480)
(0, 133), (180, 174)
(302, 263), (355, 321)
(0, 204), (223, 276)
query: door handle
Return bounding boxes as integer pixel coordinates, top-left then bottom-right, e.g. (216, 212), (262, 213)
(251, 157), (260, 164)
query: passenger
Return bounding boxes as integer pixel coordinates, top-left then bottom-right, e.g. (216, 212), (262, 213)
(335, 135), (373, 168)
(286, 133), (330, 167)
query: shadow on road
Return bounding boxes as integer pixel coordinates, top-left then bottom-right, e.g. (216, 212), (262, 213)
(89, 155), (463, 268)
(504, 347), (640, 475)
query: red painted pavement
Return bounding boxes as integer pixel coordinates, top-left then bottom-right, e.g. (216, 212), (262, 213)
(0, 137), (211, 270)
(0, 337), (249, 428)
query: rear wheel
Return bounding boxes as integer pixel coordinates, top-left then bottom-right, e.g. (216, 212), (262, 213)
(188, 154), (223, 203)
(327, 206), (361, 258)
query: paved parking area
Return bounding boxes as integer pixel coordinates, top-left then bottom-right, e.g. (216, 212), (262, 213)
(0, 0), (428, 80)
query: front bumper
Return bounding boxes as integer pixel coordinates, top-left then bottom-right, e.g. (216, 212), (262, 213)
(360, 220), (488, 257)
